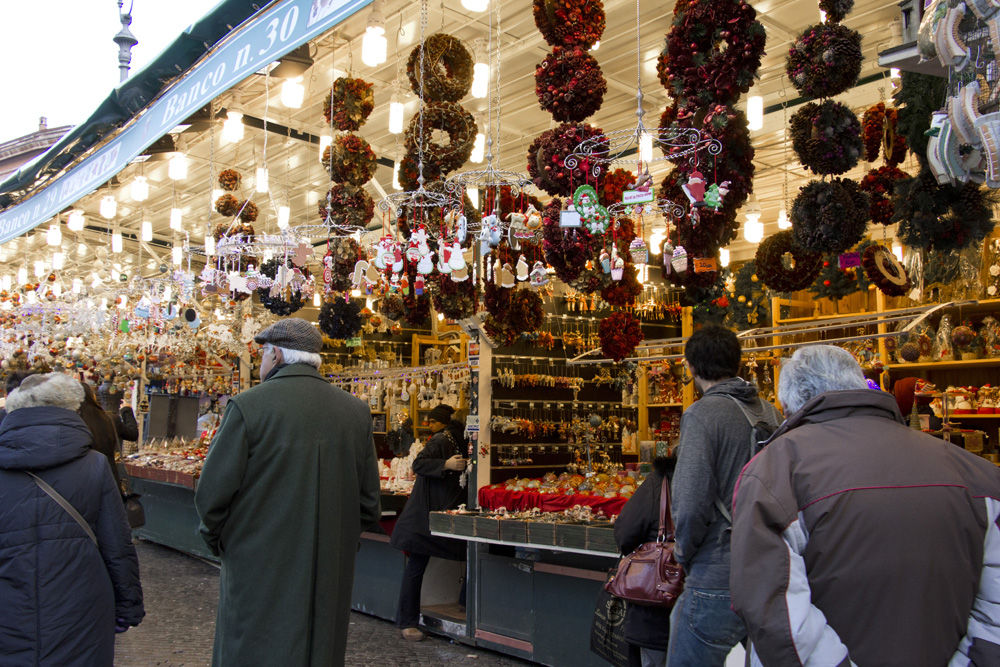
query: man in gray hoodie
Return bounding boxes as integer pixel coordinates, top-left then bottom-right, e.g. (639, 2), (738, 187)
(667, 325), (781, 667)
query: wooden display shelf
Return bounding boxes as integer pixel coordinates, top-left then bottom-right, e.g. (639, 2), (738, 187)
(949, 414), (1000, 419)
(489, 464), (567, 470)
(887, 358), (1000, 371)
(646, 402), (683, 408)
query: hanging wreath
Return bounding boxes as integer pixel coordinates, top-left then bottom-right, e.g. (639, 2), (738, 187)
(256, 258), (309, 316)
(791, 178), (869, 254)
(239, 200), (259, 224)
(322, 134), (378, 187)
(323, 77), (375, 131)
(527, 122), (608, 196)
(215, 194), (241, 217)
(859, 165), (908, 225)
(861, 102), (907, 166)
(406, 33), (474, 103)
(597, 168), (635, 207)
(894, 72), (949, 168)
(893, 169), (999, 252)
(318, 299), (363, 339)
(601, 263), (643, 307)
(540, 198), (592, 283)
(534, 46), (607, 122)
(532, 0), (605, 49)
(317, 183), (375, 228)
(429, 271), (479, 320)
(404, 101), (477, 175)
(789, 100), (863, 176)
(818, 0), (854, 22)
(484, 289), (545, 347)
(862, 244), (911, 297)
(683, 277), (730, 326)
(397, 150), (444, 192)
(786, 23), (862, 99)
(657, 0), (766, 109)
(212, 221), (255, 241)
(403, 290), (431, 327)
(218, 169), (241, 191)
(598, 311), (644, 362)
(755, 230), (823, 292)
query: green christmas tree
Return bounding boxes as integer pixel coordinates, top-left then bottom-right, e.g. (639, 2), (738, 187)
(727, 260), (771, 331)
(810, 238), (875, 300)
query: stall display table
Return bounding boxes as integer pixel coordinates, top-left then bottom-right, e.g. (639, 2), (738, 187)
(478, 486), (628, 517)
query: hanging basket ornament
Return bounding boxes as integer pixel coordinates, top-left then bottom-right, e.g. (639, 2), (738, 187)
(406, 33), (475, 103)
(861, 244), (912, 297)
(534, 46), (608, 123)
(786, 23), (863, 99)
(323, 77), (375, 132)
(755, 230), (823, 292)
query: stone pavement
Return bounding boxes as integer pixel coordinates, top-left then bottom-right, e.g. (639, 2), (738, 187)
(115, 540), (533, 666)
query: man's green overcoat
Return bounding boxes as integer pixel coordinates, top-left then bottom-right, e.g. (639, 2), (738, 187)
(195, 364), (381, 666)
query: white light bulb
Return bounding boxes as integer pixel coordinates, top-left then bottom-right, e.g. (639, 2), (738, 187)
(1, 275), (10, 291)
(472, 63), (489, 98)
(650, 231), (665, 253)
(777, 208), (791, 229)
(392, 161), (402, 190)
(819, 8), (827, 22)
(131, 176), (149, 201)
(71, 278), (81, 294)
(142, 220), (153, 241)
(170, 207), (183, 231)
(112, 231), (123, 253)
(467, 186), (479, 210)
(26, 291), (37, 305)
(100, 297), (108, 310)
(100, 196), (117, 219)
(351, 288), (362, 297)
(747, 93), (763, 131)
(639, 132), (653, 163)
(46, 223), (61, 247)
(52, 252), (64, 270)
(212, 188), (225, 201)
(313, 292), (321, 307)
(204, 235), (216, 256)
(17, 267), (27, 284)
(256, 167), (269, 194)
(362, 27), (387, 67)
(388, 96), (404, 134)
(168, 153), (188, 180)
(471, 133), (485, 163)
(67, 209), (85, 232)
(223, 112), (244, 143)
(890, 67), (901, 80)
(744, 218), (764, 244)
(461, 0), (488, 11)
(719, 248), (730, 268)
(278, 205), (291, 229)
(34, 260), (45, 278)
(281, 77), (305, 108)
(52, 283), (62, 297)
(892, 244), (904, 262)
(77, 242), (87, 257)
(172, 245), (183, 265)
(591, 40), (600, 51)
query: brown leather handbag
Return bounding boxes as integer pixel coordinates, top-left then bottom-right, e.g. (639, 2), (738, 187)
(604, 477), (685, 607)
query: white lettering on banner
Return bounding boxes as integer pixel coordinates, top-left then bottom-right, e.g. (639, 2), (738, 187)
(0, 0), (370, 244)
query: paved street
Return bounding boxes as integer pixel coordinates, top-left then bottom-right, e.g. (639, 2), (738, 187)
(115, 540), (533, 666)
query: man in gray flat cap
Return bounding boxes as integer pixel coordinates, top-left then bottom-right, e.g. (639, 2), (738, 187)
(196, 317), (381, 667)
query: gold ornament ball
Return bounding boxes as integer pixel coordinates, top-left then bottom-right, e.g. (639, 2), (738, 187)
(751, 274), (758, 282)
(738, 295), (746, 303)
(868, 284), (876, 291)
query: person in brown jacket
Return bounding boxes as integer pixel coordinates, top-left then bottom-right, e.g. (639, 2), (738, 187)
(730, 345), (1000, 667)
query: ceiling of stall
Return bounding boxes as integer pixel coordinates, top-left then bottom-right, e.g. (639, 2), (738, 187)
(0, 0), (913, 285)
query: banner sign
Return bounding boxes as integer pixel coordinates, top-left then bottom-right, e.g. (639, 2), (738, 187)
(0, 0), (370, 244)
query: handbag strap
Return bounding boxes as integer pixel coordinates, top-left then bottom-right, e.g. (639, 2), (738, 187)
(656, 477), (676, 541)
(25, 472), (98, 547)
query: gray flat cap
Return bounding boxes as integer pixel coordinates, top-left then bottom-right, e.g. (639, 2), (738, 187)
(254, 318), (323, 353)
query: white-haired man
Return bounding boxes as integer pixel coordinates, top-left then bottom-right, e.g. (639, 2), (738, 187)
(196, 318), (381, 667)
(730, 345), (1000, 667)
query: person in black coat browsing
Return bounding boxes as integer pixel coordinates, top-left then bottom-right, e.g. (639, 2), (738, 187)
(390, 403), (468, 642)
(613, 455), (677, 667)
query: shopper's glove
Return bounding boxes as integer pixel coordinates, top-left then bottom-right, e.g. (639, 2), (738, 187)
(115, 619), (131, 634)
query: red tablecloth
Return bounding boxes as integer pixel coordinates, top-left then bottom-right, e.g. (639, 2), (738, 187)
(478, 487), (628, 517)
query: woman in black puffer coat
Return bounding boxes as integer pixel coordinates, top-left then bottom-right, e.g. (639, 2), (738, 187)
(0, 373), (144, 666)
(613, 456), (676, 666)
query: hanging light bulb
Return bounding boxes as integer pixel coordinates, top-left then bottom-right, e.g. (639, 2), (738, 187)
(223, 110), (244, 143)
(52, 282), (62, 297)
(212, 188), (225, 202)
(743, 194), (763, 243)
(392, 161), (402, 190)
(99, 297), (108, 310)
(747, 87), (764, 131)
(17, 267), (27, 284)
(777, 208), (791, 229)
(170, 207), (183, 231)
(142, 220), (153, 241)
(112, 230), (123, 253)
(277, 205), (291, 229)
(281, 76), (305, 108)
(52, 252), (64, 270)
(163, 285), (173, 302)
(77, 242), (88, 257)
(313, 292), (321, 307)
(72, 278), (82, 294)
(46, 222), (61, 246)
(131, 176), (149, 201)
(256, 167), (269, 193)
(471, 133), (485, 163)
(472, 62), (489, 99)
(1, 275), (10, 291)
(719, 248), (730, 268)
(26, 291), (37, 305)
(461, 0), (488, 11)
(100, 196), (117, 219)
(67, 209), (85, 232)
(650, 229), (665, 254)
(467, 186), (479, 210)
(639, 131), (653, 163)
(33, 260), (45, 278)
(204, 234), (216, 256)
(892, 243), (904, 262)
(361, 0), (387, 67)
(318, 134), (333, 162)
(819, 8), (827, 22)
(172, 245), (183, 265)
(168, 152), (188, 180)
(388, 93), (404, 134)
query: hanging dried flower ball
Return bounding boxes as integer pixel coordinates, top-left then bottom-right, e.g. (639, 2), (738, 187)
(601, 263), (643, 307)
(755, 230), (823, 292)
(322, 134), (378, 187)
(818, 0), (855, 23)
(534, 46), (607, 123)
(786, 23), (862, 99)
(404, 101), (477, 175)
(215, 194), (241, 217)
(789, 100), (863, 176)
(532, 0), (605, 49)
(239, 200), (259, 224)
(218, 169), (242, 191)
(429, 271), (479, 320)
(599, 311), (644, 362)
(325, 238), (364, 293)
(256, 258), (309, 316)
(213, 221), (256, 241)
(657, 0), (766, 109)
(861, 244), (911, 297)
(318, 299), (363, 339)
(859, 165), (908, 226)
(406, 33), (474, 103)
(598, 168), (635, 207)
(380, 293), (405, 321)
(323, 77), (375, 131)
(317, 183), (375, 229)
(791, 178), (870, 254)
(527, 122), (608, 197)
(483, 288), (545, 347)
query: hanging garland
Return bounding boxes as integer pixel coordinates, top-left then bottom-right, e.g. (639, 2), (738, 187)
(322, 134), (378, 186)
(317, 183), (375, 228)
(599, 311), (644, 362)
(893, 169), (999, 252)
(818, 0), (854, 23)
(527, 123), (608, 196)
(789, 100), (863, 176)
(318, 299), (363, 339)
(532, 0), (605, 49)
(428, 271), (479, 320)
(755, 230), (823, 292)
(534, 46), (607, 123)
(859, 165), (908, 226)
(790, 178), (869, 254)
(862, 244), (911, 297)
(404, 101), (477, 175)
(893, 72), (948, 167)
(239, 200), (259, 224)
(323, 77), (375, 131)
(657, 0), (766, 109)
(786, 23), (862, 99)
(406, 33), (474, 103)
(256, 258), (309, 316)
(861, 102), (907, 166)
(218, 169), (241, 191)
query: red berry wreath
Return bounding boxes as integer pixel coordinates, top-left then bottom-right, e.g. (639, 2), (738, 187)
(532, 0), (605, 49)
(599, 311), (644, 362)
(527, 122), (608, 197)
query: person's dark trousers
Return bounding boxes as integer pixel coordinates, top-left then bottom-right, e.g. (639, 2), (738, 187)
(396, 552), (431, 628)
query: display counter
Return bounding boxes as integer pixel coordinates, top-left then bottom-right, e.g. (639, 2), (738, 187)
(478, 486), (627, 517)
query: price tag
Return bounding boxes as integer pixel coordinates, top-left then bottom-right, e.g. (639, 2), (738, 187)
(466, 414), (480, 433)
(838, 252), (861, 269)
(622, 189), (654, 204)
(693, 257), (718, 273)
